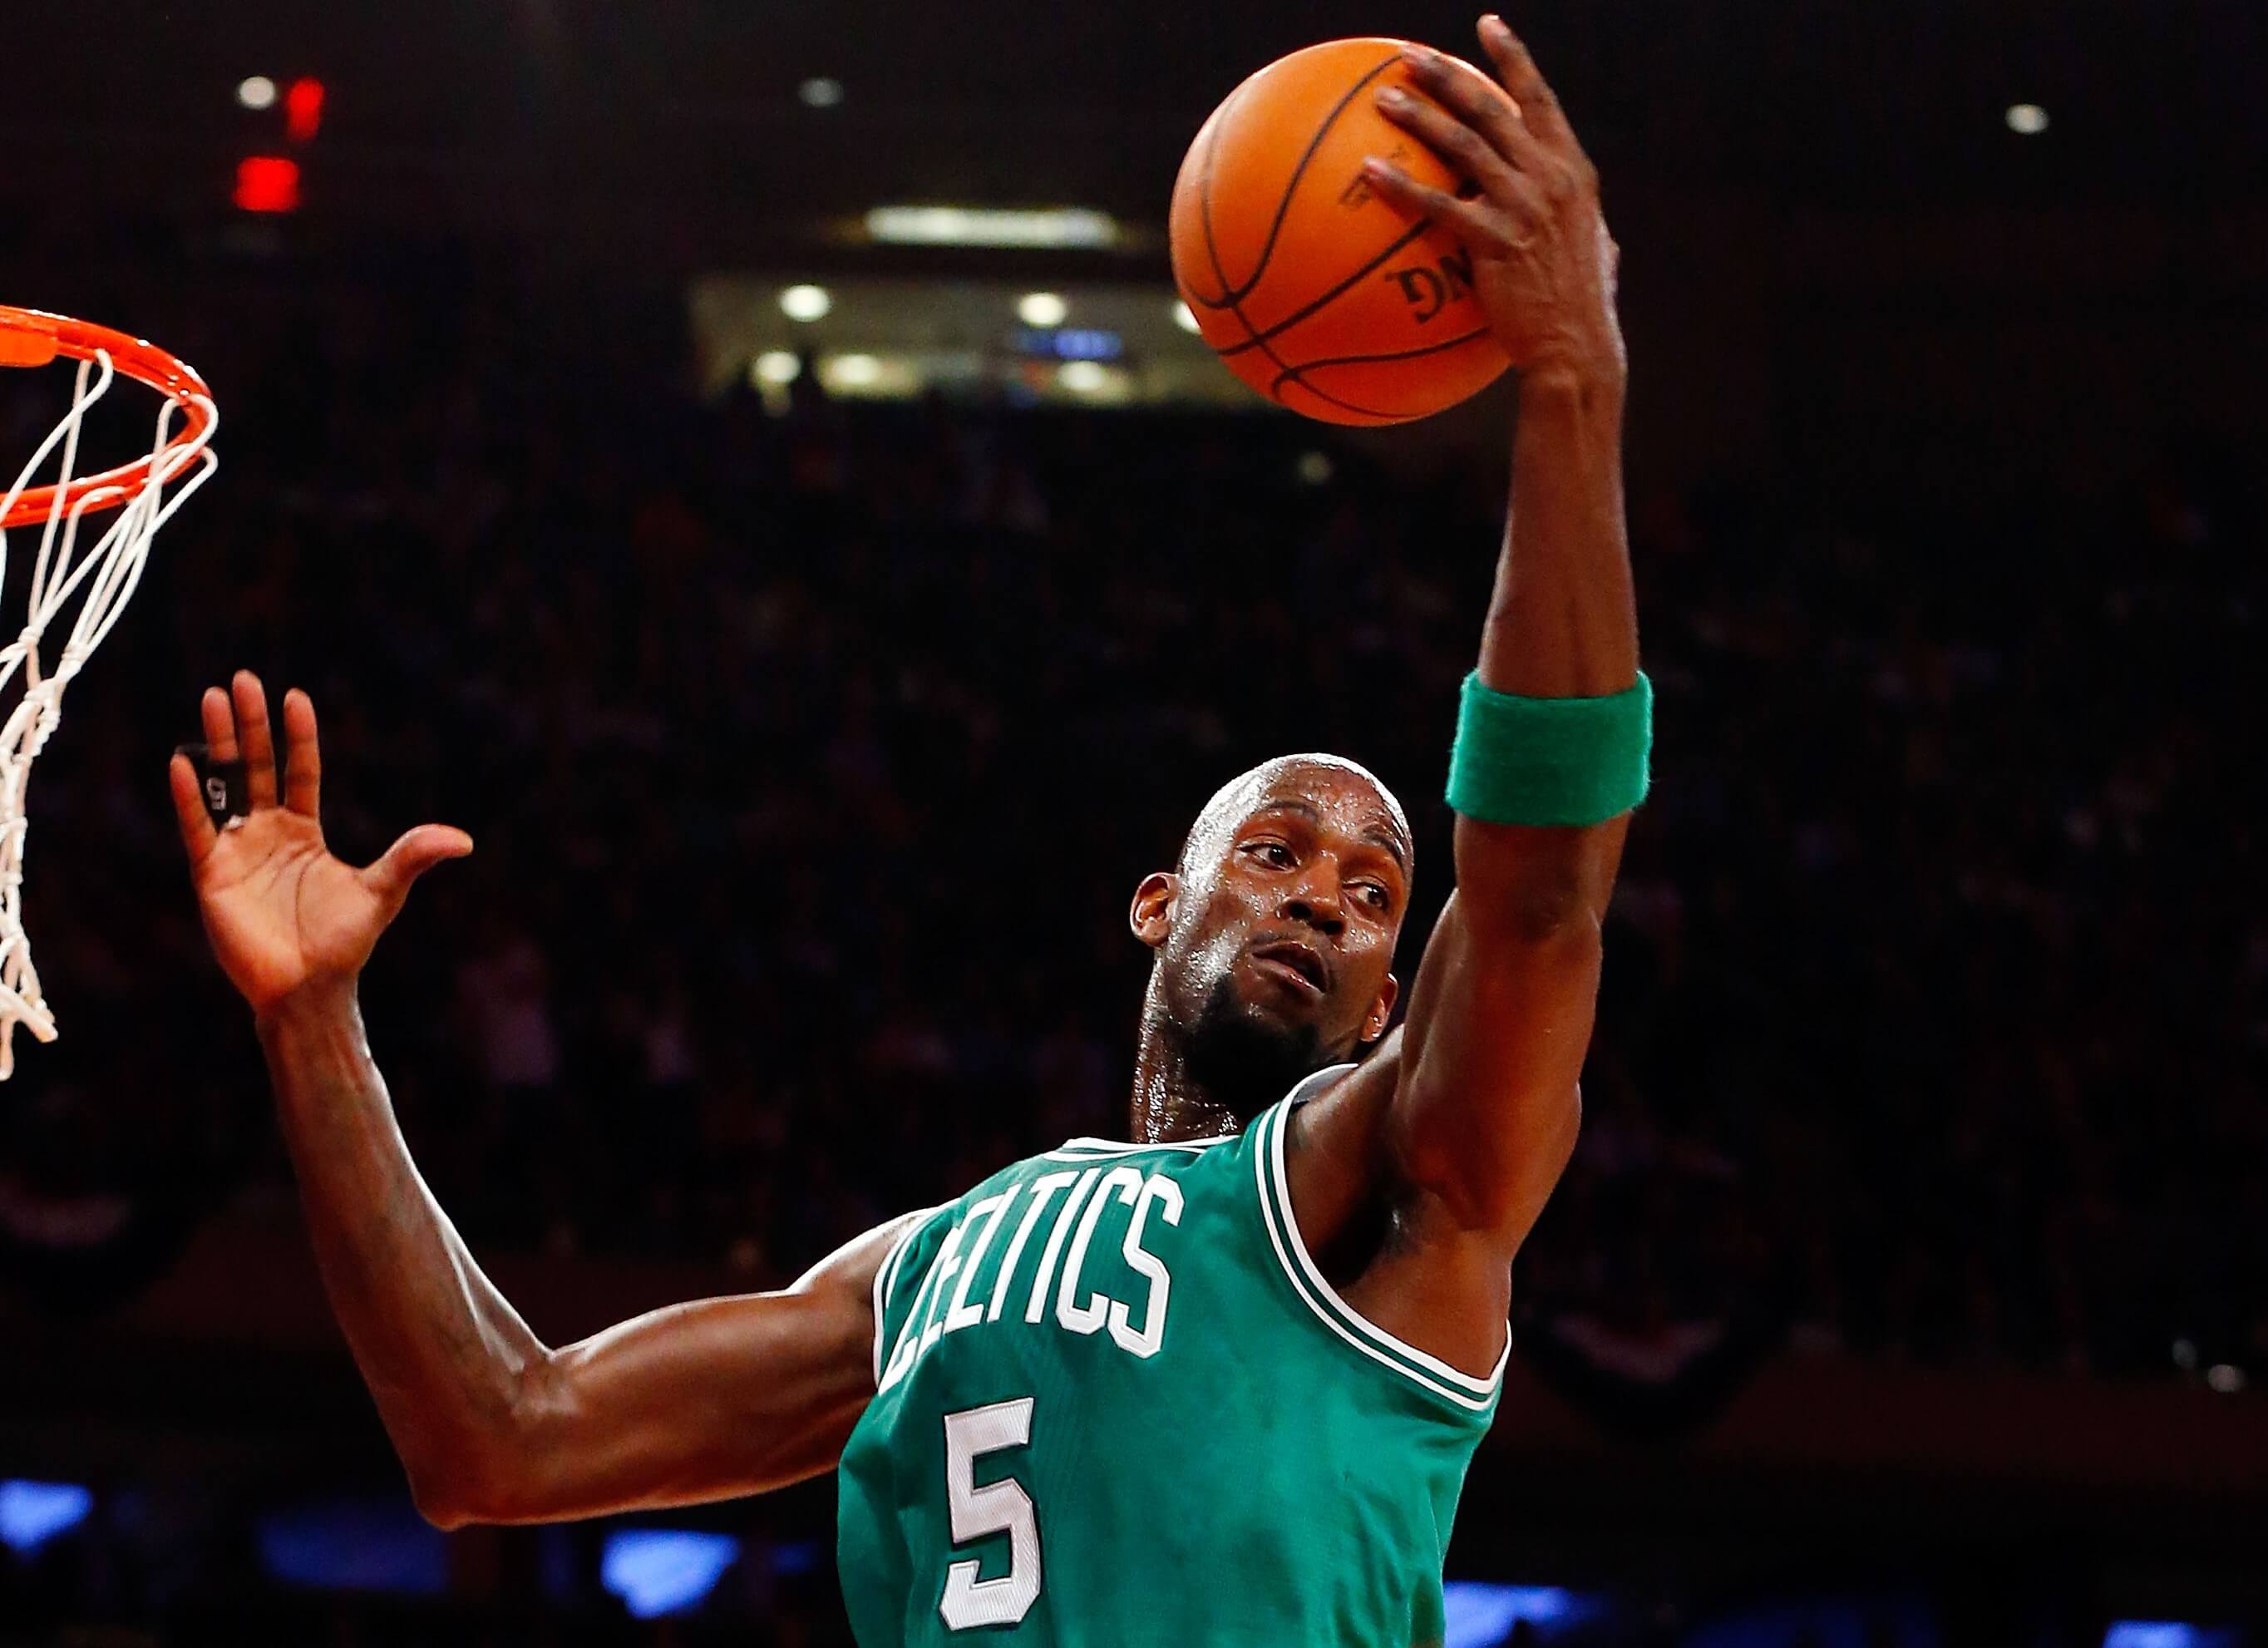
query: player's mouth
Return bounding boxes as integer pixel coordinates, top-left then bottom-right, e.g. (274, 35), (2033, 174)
(1247, 936), (1331, 998)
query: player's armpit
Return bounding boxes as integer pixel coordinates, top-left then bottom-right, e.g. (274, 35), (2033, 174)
(423, 1211), (920, 1528)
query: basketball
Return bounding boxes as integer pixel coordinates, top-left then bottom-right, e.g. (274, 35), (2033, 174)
(1171, 38), (1513, 427)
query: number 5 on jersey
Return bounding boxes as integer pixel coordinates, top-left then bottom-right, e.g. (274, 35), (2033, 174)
(940, 1398), (1042, 1631)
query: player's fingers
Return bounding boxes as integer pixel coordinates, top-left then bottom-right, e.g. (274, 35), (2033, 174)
(230, 670), (279, 810)
(1477, 15), (1585, 161)
(168, 752), (219, 866)
(282, 688), (322, 818)
(1479, 71), (1558, 183)
(1374, 85), (1545, 228)
(1362, 159), (1526, 257)
(362, 824), (475, 911)
(1397, 45), (1530, 175)
(200, 685), (238, 762)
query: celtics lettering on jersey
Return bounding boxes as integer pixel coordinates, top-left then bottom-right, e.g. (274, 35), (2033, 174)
(840, 1069), (1507, 1648)
(877, 1161), (1184, 1389)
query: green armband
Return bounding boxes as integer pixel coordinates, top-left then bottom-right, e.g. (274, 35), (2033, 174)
(1446, 670), (1653, 827)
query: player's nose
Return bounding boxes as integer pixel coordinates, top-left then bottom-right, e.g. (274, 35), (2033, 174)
(1278, 881), (1346, 937)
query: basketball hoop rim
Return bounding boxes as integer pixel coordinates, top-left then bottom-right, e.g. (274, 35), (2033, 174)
(0, 305), (217, 530)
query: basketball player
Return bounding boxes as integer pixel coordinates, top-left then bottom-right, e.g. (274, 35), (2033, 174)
(171, 20), (1639, 1645)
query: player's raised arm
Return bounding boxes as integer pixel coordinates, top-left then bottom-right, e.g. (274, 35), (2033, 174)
(1362, 20), (1643, 1245)
(172, 673), (905, 1526)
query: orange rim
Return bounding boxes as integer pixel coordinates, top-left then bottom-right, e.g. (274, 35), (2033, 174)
(0, 305), (217, 530)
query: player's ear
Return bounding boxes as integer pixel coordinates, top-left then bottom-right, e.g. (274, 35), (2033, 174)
(1129, 871), (1178, 950)
(1360, 972), (1398, 1044)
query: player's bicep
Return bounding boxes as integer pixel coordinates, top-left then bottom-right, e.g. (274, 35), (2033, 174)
(487, 1214), (919, 1523)
(1389, 886), (1597, 1243)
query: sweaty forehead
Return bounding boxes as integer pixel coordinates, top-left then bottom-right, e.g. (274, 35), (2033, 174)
(1180, 754), (1413, 876)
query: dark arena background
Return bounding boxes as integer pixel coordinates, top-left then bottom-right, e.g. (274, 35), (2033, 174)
(2, 2), (2265, 1644)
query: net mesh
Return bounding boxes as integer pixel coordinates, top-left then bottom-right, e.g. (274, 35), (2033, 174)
(0, 337), (219, 1075)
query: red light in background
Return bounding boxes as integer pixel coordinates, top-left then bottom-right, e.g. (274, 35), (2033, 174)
(284, 76), (326, 142)
(234, 155), (301, 214)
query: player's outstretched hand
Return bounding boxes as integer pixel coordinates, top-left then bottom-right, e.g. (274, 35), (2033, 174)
(170, 671), (472, 1015)
(1364, 13), (1624, 380)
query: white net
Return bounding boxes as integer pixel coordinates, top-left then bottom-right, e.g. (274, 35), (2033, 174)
(0, 342), (219, 1076)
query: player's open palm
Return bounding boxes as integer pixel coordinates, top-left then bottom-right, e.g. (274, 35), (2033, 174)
(170, 671), (471, 1014)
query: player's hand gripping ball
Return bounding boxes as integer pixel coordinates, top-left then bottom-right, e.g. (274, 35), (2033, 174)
(1171, 21), (1620, 425)
(1170, 37), (1512, 426)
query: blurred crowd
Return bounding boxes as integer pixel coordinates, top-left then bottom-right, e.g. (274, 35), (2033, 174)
(1, 267), (2261, 1395)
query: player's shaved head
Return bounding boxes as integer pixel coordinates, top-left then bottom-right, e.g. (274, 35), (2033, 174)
(1176, 753), (1413, 883)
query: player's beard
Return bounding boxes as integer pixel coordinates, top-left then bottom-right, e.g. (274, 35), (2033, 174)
(1173, 970), (1330, 1123)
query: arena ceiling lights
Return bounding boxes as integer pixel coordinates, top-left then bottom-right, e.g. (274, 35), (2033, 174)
(688, 277), (1244, 411)
(863, 205), (1120, 250)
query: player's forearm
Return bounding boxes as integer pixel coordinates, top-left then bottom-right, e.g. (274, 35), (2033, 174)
(1454, 365), (1637, 928)
(256, 981), (552, 1516)
(1477, 363), (1635, 698)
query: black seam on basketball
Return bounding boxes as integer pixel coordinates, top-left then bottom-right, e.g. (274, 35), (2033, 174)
(1197, 85), (1290, 382)
(1213, 216), (1437, 358)
(1233, 315), (1404, 421)
(1195, 85), (1247, 308)
(1218, 52), (1404, 307)
(1266, 326), (1495, 400)
(1217, 260), (1393, 418)
(1194, 52), (1424, 420)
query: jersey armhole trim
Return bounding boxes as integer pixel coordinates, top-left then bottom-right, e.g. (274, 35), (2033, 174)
(1254, 1100), (1510, 1414)
(870, 1208), (933, 1388)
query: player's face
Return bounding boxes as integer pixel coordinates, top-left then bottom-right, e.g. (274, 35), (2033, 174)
(1161, 766), (1409, 1065)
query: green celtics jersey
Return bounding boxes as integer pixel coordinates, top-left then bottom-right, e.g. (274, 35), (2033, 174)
(836, 1066), (1506, 1646)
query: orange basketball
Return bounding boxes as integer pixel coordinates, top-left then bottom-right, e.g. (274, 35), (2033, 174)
(1170, 37), (1511, 427)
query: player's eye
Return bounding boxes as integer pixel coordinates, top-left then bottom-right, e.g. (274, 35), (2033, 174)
(1244, 840), (1296, 868)
(1353, 881), (1390, 910)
